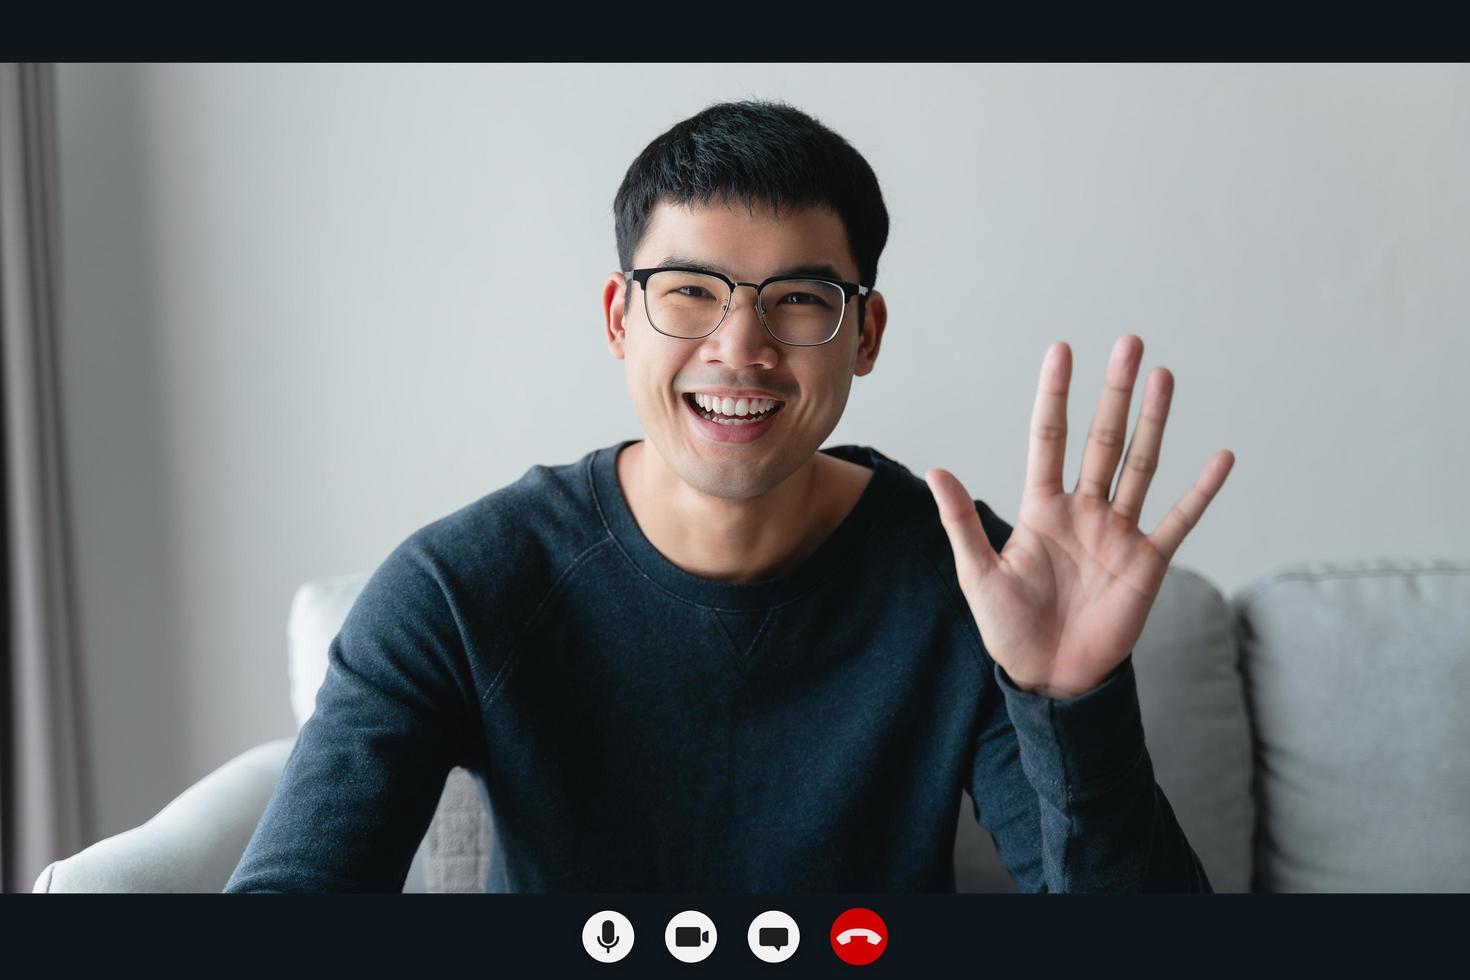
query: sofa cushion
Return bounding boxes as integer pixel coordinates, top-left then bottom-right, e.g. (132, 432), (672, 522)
(1233, 559), (1470, 891)
(424, 768), (494, 892)
(1131, 564), (1256, 892)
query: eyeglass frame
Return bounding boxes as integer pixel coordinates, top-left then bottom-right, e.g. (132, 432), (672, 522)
(623, 266), (871, 347)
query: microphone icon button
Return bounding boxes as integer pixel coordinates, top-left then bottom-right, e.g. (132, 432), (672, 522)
(582, 910), (634, 963)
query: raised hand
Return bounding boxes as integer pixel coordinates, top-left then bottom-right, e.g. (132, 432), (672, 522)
(925, 335), (1235, 699)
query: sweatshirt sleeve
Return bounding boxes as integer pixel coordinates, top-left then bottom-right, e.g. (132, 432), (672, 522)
(224, 538), (482, 892)
(961, 499), (1211, 893)
(982, 652), (1213, 892)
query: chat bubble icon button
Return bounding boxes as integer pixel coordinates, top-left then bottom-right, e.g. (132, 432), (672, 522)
(748, 910), (800, 963)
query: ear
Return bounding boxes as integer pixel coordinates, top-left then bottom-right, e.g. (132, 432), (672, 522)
(603, 272), (629, 360)
(852, 289), (888, 378)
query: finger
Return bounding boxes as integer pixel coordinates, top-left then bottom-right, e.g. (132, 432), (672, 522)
(1024, 342), (1071, 499)
(1112, 367), (1174, 524)
(925, 467), (999, 588)
(1147, 450), (1236, 562)
(1075, 334), (1144, 500)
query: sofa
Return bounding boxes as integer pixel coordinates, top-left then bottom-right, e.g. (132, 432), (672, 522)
(32, 557), (1470, 893)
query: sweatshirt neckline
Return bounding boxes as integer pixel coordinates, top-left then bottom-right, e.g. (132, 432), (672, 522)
(591, 438), (897, 610)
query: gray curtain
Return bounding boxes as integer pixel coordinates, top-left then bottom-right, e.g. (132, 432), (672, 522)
(0, 62), (92, 893)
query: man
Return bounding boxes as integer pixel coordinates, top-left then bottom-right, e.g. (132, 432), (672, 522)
(225, 99), (1232, 894)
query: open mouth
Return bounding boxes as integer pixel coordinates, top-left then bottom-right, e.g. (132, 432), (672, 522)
(683, 392), (787, 425)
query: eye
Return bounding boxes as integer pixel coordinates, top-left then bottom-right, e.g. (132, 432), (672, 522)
(778, 291), (830, 307)
(675, 285), (715, 299)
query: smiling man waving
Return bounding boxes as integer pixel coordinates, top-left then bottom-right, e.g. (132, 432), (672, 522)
(226, 99), (1225, 894)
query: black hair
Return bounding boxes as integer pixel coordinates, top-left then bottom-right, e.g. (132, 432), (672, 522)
(613, 99), (889, 330)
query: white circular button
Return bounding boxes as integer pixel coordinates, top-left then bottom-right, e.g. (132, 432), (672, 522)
(582, 910), (634, 963)
(664, 909), (718, 963)
(747, 909), (800, 962)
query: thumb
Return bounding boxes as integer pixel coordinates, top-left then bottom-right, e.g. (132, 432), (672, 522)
(924, 467), (999, 585)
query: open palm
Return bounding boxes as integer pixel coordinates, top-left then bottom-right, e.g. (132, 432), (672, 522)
(926, 335), (1235, 700)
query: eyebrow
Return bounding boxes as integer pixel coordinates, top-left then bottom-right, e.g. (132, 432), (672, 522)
(655, 255), (851, 283)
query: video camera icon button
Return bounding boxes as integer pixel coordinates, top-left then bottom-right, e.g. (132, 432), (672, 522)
(747, 910), (800, 963)
(664, 910), (718, 963)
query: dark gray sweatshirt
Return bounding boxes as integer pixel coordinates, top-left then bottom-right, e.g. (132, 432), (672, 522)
(224, 439), (1210, 893)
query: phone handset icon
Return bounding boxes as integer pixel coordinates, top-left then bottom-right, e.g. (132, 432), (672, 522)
(836, 928), (884, 946)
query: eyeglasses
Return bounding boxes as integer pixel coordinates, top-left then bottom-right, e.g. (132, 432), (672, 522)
(624, 266), (870, 347)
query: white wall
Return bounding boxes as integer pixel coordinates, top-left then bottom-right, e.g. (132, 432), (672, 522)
(54, 63), (1470, 843)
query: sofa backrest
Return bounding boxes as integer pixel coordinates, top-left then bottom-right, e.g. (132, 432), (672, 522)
(287, 572), (371, 730)
(1232, 558), (1470, 892)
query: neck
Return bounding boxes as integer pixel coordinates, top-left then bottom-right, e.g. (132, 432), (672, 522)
(617, 439), (831, 583)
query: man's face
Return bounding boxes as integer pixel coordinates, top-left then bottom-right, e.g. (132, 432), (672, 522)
(603, 197), (886, 503)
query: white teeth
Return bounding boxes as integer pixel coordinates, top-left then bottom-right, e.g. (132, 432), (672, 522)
(694, 393), (778, 416)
